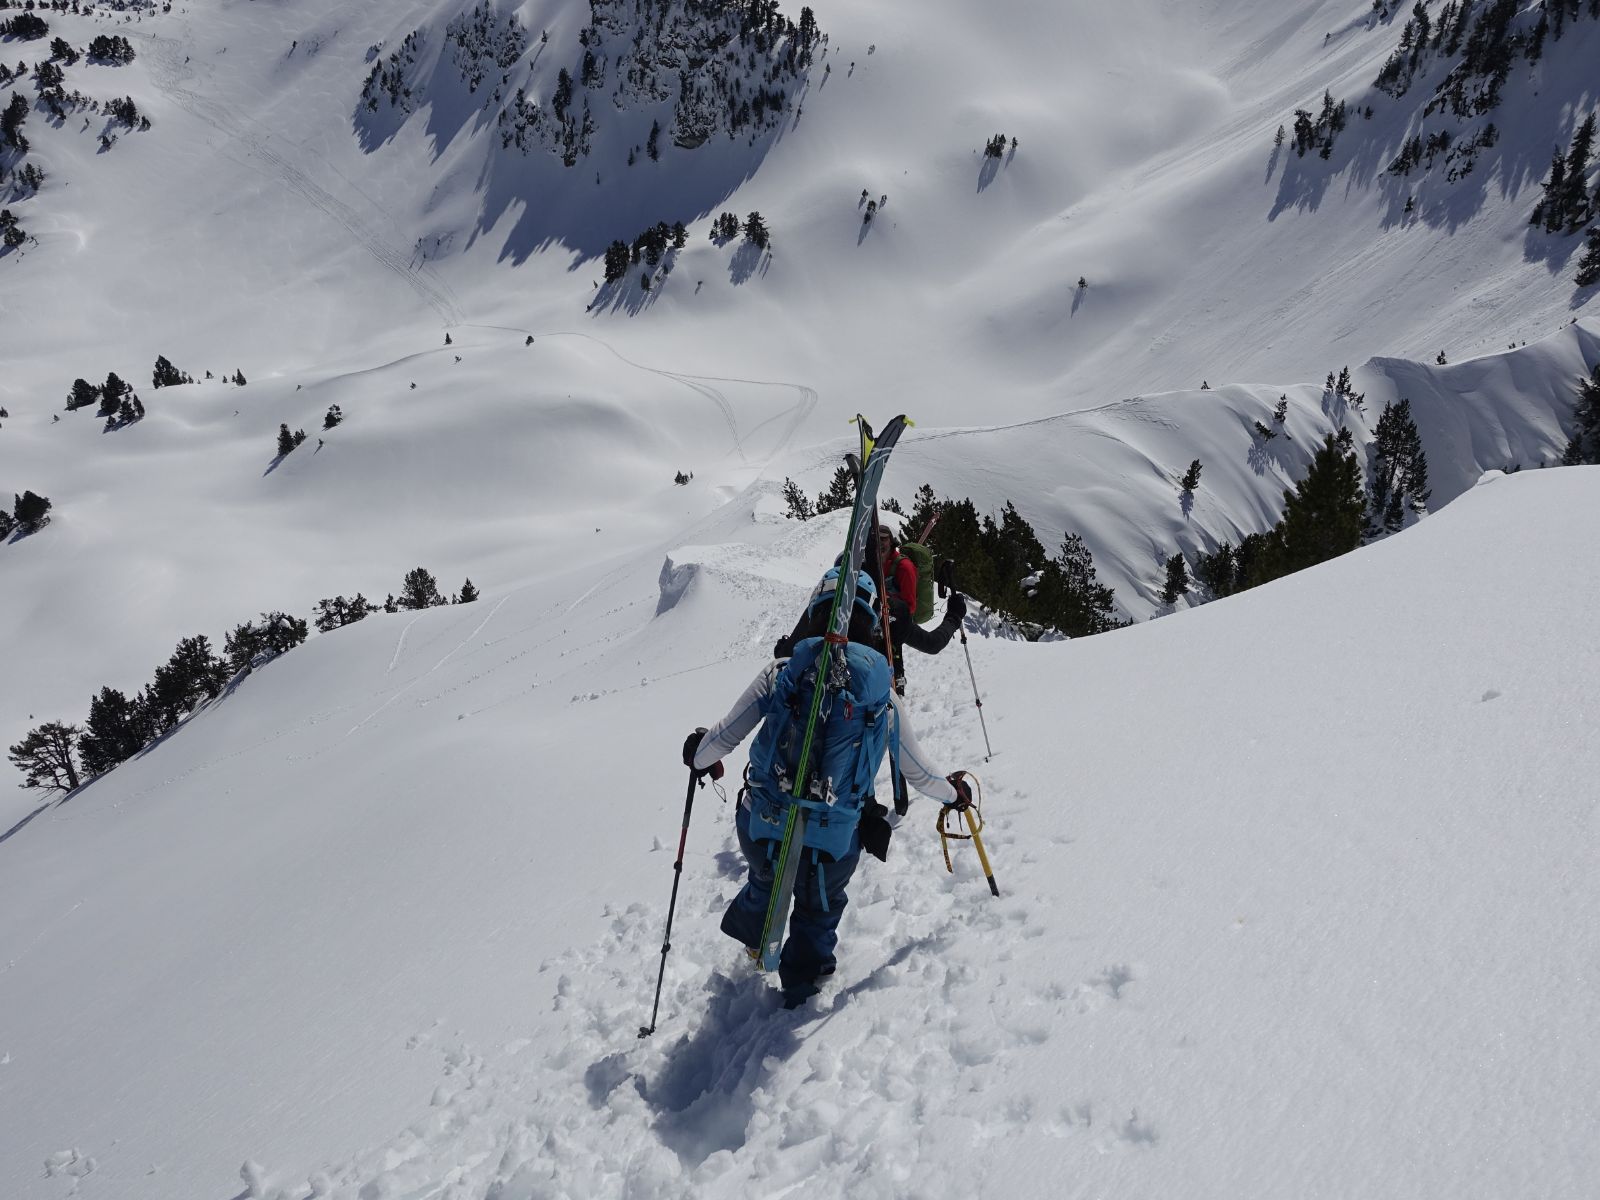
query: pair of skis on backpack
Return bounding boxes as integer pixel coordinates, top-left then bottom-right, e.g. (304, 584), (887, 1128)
(755, 414), (911, 973)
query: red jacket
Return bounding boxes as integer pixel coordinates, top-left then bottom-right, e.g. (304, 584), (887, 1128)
(884, 550), (918, 611)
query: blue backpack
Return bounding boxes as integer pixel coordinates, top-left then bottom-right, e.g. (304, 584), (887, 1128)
(745, 636), (897, 861)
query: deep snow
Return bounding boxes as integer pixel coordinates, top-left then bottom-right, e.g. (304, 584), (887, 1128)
(2, 464), (1597, 1199)
(2, 0), (1599, 1195)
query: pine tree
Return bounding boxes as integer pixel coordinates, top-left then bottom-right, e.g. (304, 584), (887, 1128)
(152, 355), (185, 388)
(1159, 553), (1189, 605)
(905, 483), (941, 539)
(13, 489), (51, 533)
(1576, 225), (1600, 287)
(276, 424), (297, 457)
(315, 594), (373, 632)
(814, 465), (854, 514)
(224, 621), (267, 673)
(1250, 434), (1367, 585)
(1180, 459), (1203, 493)
(399, 567), (446, 610)
(1037, 533), (1122, 635)
(1534, 151), (1568, 232)
(78, 687), (145, 777)
(984, 502), (1051, 619)
(8, 722), (81, 794)
(0, 510), (12, 540)
(553, 68), (573, 121)
(603, 239), (630, 282)
(1194, 541), (1237, 598)
(261, 611), (309, 656)
(1561, 113), (1597, 229)
(457, 578), (479, 604)
(67, 378), (99, 410)
(781, 477), (814, 520)
(743, 211), (770, 249)
(1369, 398), (1431, 533)
(323, 405), (343, 430)
(1566, 364), (1600, 464)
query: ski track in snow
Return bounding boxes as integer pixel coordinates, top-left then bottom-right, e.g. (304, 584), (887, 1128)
(458, 325), (819, 471)
(346, 596), (510, 737)
(140, 29), (463, 325)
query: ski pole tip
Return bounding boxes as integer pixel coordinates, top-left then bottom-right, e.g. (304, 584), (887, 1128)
(637, 1025), (655, 1039)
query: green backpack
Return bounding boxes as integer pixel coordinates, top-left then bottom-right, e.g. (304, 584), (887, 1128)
(899, 542), (936, 622)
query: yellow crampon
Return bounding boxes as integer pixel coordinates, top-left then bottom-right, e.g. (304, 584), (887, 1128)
(937, 771), (999, 897)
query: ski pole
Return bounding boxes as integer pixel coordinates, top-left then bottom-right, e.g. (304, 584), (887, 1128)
(959, 624), (994, 762)
(639, 769), (700, 1038)
(937, 773), (999, 897)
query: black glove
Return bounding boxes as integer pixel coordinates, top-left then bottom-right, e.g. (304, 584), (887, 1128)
(945, 772), (973, 811)
(944, 592), (968, 624)
(682, 728), (724, 780)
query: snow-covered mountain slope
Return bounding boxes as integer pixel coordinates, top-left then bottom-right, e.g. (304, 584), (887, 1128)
(3, 3), (1599, 1194)
(4, 0), (1597, 747)
(3, 320), (1594, 820)
(3, 0), (1596, 418)
(2, 463), (1595, 1200)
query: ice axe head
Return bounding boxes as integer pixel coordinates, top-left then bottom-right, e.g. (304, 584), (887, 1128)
(936, 558), (957, 598)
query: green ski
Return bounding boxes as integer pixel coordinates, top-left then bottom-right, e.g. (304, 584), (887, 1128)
(757, 413), (910, 971)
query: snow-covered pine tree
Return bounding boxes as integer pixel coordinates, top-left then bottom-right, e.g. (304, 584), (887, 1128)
(1160, 553), (1189, 605)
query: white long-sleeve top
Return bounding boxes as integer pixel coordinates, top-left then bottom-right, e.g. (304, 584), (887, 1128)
(693, 660), (958, 807)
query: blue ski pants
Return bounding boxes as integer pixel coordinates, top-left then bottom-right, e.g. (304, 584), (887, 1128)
(721, 801), (862, 998)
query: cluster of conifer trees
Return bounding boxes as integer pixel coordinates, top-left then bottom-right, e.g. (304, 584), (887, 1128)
(8, 614), (310, 794)
(782, 476), (1125, 639)
(7, 568), (481, 794)
(603, 220), (689, 281)
(0, 489), (51, 540)
(1560, 364), (1600, 463)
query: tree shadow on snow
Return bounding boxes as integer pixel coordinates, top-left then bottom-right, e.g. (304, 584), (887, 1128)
(976, 154), (1001, 193)
(0, 799), (52, 848)
(1246, 426), (1282, 477)
(728, 240), (768, 285)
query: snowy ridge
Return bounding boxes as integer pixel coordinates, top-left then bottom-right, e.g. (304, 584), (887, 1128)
(4, 465), (1593, 1199)
(1, 325), (1595, 787)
